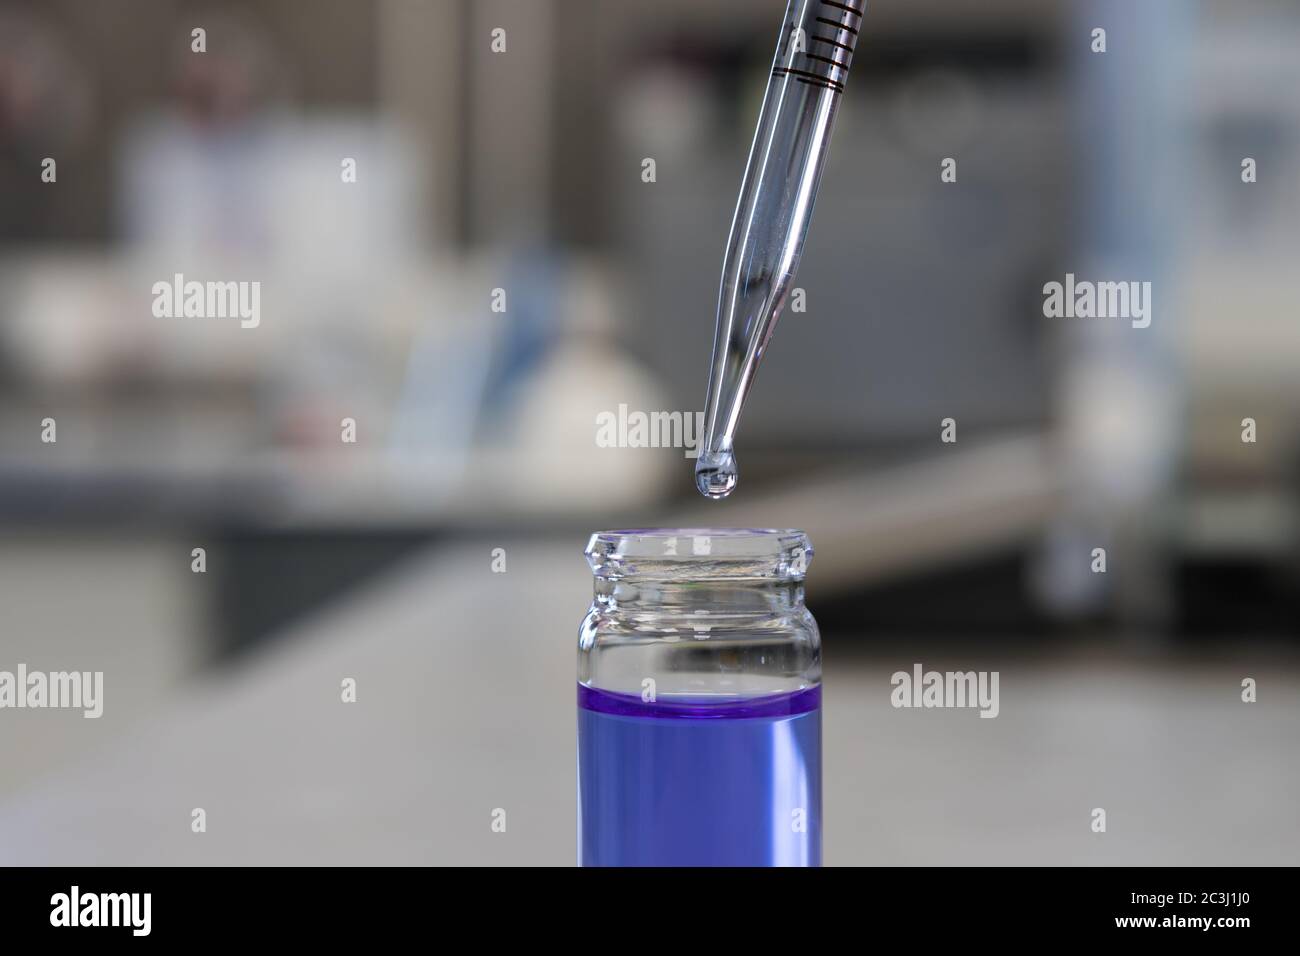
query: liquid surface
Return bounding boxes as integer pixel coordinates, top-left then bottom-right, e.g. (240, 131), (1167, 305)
(577, 685), (821, 866)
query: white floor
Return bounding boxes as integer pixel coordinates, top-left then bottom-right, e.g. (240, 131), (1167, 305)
(1, 537), (1296, 865)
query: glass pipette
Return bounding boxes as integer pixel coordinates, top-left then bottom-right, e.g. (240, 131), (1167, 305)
(696, 0), (863, 499)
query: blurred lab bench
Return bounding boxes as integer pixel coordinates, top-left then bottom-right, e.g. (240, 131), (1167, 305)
(0, 533), (1296, 866)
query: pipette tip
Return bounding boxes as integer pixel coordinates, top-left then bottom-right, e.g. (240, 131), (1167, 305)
(694, 450), (738, 499)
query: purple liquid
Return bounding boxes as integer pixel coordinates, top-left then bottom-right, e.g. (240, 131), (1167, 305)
(577, 684), (821, 867)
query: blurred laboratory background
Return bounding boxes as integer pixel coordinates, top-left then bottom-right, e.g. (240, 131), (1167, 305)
(0, 0), (1297, 864)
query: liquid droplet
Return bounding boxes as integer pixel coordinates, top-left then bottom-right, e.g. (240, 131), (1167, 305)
(695, 450), (738, 499)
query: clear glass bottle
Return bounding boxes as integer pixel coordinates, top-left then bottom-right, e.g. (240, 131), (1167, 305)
(577, 528), (821, 867)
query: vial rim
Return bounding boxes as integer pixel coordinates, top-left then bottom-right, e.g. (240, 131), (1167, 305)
(584, 528), (813, 580)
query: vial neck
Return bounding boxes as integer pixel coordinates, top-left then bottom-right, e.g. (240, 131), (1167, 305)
(594, 578), (805, 616)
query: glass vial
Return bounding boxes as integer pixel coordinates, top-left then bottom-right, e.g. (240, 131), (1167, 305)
(577, 528), (821, 866)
